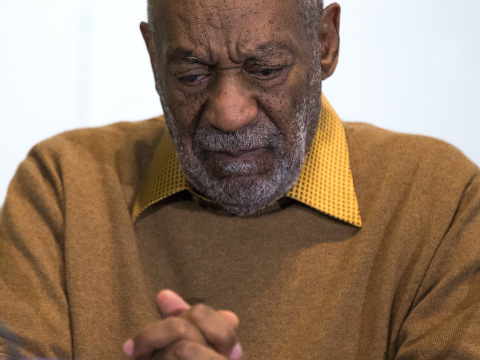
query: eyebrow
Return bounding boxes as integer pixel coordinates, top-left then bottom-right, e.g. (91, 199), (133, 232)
(248, 40), (296, 58)
(167, 48), (205, 64)
(166, 39), (296, 65)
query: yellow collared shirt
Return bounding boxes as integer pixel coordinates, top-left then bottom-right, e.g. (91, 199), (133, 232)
(133, 95), (362, 227)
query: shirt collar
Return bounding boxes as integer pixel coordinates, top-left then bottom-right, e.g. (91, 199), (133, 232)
(132, 95), (362, 227)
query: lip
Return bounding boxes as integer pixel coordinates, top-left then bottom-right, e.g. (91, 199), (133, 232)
(208, 148), (267, 162)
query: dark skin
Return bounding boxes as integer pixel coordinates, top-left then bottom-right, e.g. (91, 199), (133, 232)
(125, 0), (340, 358)
(141, 0), (340, 186)
(123, 290), (241, 359)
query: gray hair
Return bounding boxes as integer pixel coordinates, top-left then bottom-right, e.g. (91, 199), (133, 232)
(300, 0), (324, 40)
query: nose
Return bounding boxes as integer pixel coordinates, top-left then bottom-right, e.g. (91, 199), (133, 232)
(202, 74), (258, 132)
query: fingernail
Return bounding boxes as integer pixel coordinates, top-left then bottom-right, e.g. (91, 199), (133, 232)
(123, 339), (134, 356)
(230, 343), (243, 360)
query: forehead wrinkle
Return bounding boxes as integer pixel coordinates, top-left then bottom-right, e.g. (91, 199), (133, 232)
(165, 36), (298, 67)
(160, 0), (302, 65)
(161, 13), (214, 64)
(236, 37), (298, 61)
(186, 2), (239, 31)
(198, 2), (248, 28)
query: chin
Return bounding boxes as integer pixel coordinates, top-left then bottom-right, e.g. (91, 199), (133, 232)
(184, 150), (304, 216)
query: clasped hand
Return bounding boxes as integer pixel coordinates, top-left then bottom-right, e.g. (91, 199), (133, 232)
(123, 290), (243, 360)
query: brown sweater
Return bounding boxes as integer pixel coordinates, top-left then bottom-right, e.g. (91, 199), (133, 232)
(1, 118), (480, 359)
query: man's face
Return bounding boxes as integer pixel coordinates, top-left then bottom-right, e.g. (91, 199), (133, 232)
(150, 0), (323, 215)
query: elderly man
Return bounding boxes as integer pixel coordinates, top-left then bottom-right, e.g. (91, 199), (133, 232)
(1, 0), (480, 359)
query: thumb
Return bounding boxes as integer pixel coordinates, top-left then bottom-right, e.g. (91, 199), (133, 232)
(156, 289), (191, 318)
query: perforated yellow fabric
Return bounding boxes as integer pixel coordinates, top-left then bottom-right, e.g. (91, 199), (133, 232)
(131, 132), (192, 219)
(286, 96), (362, 227)
(132, 95), (362, 227)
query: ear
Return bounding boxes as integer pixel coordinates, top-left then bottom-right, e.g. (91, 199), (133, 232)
(140, 21), (158, 74)
(318, 3), (341, 80)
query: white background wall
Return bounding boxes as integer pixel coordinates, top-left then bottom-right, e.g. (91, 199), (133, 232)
(1, 0), (479, 203)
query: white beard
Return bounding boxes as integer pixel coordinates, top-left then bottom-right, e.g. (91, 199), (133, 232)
(162, 100), (318, 216)
(160, 61), (322, 216)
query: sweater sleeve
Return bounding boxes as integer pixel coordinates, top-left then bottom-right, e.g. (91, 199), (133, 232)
(0, 144), (72, 359)
(395, 172), (480, 359)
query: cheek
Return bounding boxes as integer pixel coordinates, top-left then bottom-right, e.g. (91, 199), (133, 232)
(258, 69), (311, 134)
(162, 77), (206, 140)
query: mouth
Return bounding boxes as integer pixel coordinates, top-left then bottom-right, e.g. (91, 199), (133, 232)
(202, 147), (273, 178)
(210, 147), (267, 162)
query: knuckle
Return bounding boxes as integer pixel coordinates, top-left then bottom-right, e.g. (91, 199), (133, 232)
(168, 317), (188, 337)
(220, 326), (236, 344)
(190, 303), (211, 320)
(212, 322), (235, 344)
(172, 339), (198, 359)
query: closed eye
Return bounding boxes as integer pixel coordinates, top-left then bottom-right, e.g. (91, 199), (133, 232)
(251, 67), (285, 81)
(260, 68), (281, 77)
(179, 74), (205, 83)
(176, 69), (210, 87)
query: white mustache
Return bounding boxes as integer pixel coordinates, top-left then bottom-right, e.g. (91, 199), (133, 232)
(194, 122), (283, 153)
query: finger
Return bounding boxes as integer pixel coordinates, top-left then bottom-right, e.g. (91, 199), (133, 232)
(217, 310), (239, 328)
(217, 310), (242, 359)
(152, 339), (232, 360)
(183, 304), (240, 357)
(123, 317), (205, 358)
(157, 289), (191, 318)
